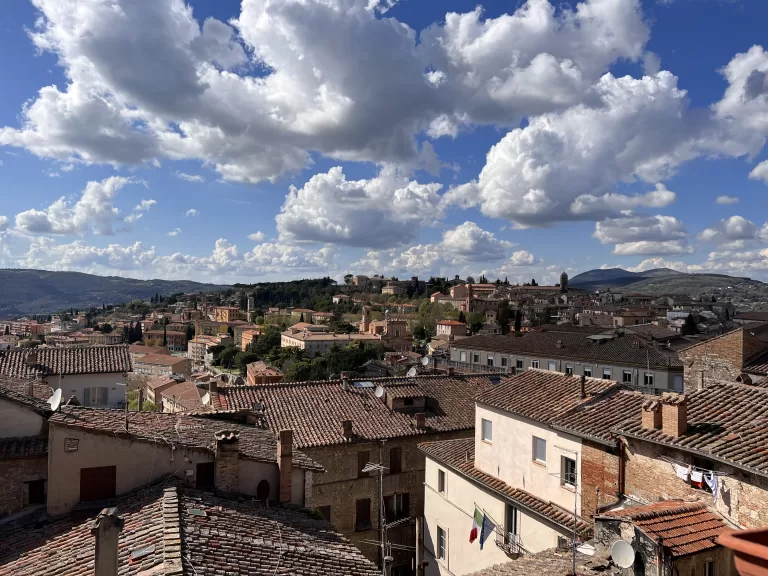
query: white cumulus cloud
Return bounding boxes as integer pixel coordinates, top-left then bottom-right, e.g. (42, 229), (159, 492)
(715, 195), (739, 205)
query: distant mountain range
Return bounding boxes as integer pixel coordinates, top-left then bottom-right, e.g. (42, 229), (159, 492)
(569, 267), (768, 310)
(0, 269), (227, 317)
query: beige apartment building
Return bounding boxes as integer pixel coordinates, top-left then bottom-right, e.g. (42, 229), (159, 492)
(280, 326), (381, 357)
(213, 306), (242, 322)
(133, 354), (192, 378)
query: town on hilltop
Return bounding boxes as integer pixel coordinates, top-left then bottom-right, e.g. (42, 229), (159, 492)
(0, 271), (767, 575)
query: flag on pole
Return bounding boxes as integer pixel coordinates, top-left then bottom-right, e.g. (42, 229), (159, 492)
(469, 506), (483, 543)
(479, 514), (496, 550)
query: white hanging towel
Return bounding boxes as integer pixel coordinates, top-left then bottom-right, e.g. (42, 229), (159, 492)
(704, 472), (719, 504)
(691, 470), (703, 483)
(675, 464), (690, 480)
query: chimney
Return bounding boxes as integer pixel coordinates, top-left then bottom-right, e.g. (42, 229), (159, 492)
(214, 430), (240, 493)
(579, 374), (586, 399)
(277, 429), (293, 504)
(341, 372), (350, 391)
(25, 351), (37, 366)
(342, 420), (353, 440)
(415, 412), (426, 430)
(91, 507), (124, 576)
(641, 399), (662, 430)
(660, 393), (687, 438)
(446, 367), (454, 376)
(27, 381), (34, 398)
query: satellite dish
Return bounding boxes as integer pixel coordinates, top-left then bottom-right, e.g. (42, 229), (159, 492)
(611, 540), (635, 569)
(375, 386), (385, 398)
(406, 367), (417, 378)
(47, 388), (62, 412)
(201, 392), (210, 406)
(420, 356), (430, 366)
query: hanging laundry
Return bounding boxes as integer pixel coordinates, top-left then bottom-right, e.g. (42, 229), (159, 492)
(691, 469), (703, 488)
(704, 472), (719, 504)
(675, 464), (690, 481)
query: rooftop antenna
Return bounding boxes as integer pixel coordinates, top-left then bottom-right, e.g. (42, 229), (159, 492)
(611, 540), (635, 569)
(374, 385), (385, 399)
(420, 356), (430, 367)
(406, 367), (417, 378)
(47, 388), (62, 412)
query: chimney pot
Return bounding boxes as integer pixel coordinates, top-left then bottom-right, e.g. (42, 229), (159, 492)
(342, 419), (353, 439)
(579, 374), (586, 399)
(641, 399), (662, 430)
(277, 429), (293, 504)
(446, 367), (454, 376)
(91, 507), (124, 576)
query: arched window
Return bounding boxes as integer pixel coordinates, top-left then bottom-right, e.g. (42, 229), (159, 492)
(256, 479), (271, 501)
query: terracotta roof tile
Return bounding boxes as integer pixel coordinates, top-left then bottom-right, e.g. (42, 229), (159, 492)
(599, 501), (730, 556)
(551, 389), (648, 445)
(211, 374), (497, 448)
(0, 377), (53, 413)
(0, 436), (47, 459)
(420, 438), (593, 538)
(0, 345), (132, 378)
(476, 370), (617, 424)
(134, 354), (188, 366)
(464, 549), (605, 576)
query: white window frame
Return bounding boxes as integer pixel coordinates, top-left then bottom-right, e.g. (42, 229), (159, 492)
(602, 367), (612, 380)
(460, 351), (467, 362)
(437, 526), (447, 561)
(622, 370), (633, 384)
(501, 357), (508, 367)
(644, 372), (655, 387)
(561, 456), (577, 488)
(565, 365), (573, 375)
(481, 419), (493, 443)
(583, 366), (592, 377)
(487, 357), (494, 367)
(533, 436), (546, 464)
(547, 361), (557, 371)
(531, 360), (540, 369)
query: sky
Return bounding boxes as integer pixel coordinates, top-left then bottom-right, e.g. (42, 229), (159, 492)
(1, 0), (768, 285)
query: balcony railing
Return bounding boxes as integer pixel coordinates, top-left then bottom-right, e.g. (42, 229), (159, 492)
(433, 358), (513, 375)
(496, 530), (522, 555)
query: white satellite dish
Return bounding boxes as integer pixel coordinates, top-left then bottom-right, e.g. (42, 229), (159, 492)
(611, 540), (635, 569)
(47, 388), (62, 412)
(201, 392), (210, 406)
(406, 367), (417, 378)
(374, 386), (385, 398)
(420, 356), (430, 366)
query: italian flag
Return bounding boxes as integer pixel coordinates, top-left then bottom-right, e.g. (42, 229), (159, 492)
(469, 506), (483, 543)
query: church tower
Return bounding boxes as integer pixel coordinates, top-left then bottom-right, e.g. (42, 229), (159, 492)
(560, 271), (568, 293)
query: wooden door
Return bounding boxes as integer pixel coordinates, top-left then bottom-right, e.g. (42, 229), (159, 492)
(80, 466), (116, 502)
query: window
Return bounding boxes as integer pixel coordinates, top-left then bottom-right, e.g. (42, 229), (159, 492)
(438, 469), (446, 493)
(531, 360), (540, 369)
(84, 387), (109, 406)
(501, 357), (508, 367)
(565, 365), (573, 375)
(548, 361), (557, 371)
(505, 504), (518, 537)
(460, 351), (467, 362)
(355, 498), (372, 531)
(256, 479), (271, 501)
(602, 368), (612, 380)
(196, 462), (215, 489)
(674, 375), (684, 392)
(516, 359), (524, 370)
(644, 373), (655, 387)
(357, 451), (370, 478)
(384, 492), (410, 521)
(533, 437), (546, 463)
(473, 353), (480, 363)
(316, 505), (331, 522)
(403, 397), (414, 406)
(437, 526), (447, 560)
(481, 419), (493, 443)
(622, 370), (633, 384)
(583, 366), (592, 377)
(487, 357), (494, 367)
(561, 456), (577, 488)
(80, 466), (116, 502)
(704, 560), (715, 576)
(389, 447), (402, 475)
(24, 479), (46, 506)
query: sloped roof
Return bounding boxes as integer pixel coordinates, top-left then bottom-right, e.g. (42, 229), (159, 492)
(599, 501), (730, 557)
(0, 436), (47, 459)
(49, 407), (322, 471)
(0, 345), (132, 377)
(211, 374), (498, 448)
(134, 354), (189, 366)
(0, 484), (378, 576)
(464, 549), (605, 576)
(615, 382), (768, 477)
(453, 331), (682, 369)
(0, 377), (52, 413)
(476, 370), (617, 424)
(420, 438), (592, 538)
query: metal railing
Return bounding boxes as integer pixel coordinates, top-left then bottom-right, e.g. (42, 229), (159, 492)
(433, 358), (513, 375)
(496, 530), (522, 555)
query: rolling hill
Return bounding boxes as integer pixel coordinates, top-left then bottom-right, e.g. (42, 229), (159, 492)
(0, 269), (229, 317)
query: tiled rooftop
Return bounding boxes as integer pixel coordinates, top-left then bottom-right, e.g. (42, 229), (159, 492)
(453, 331), (682, 368)
(0, 377), (53, 412)
(476, 370), (617, 425)
(420, 438), (592, 537)
(134, 354), (189, 366)
(599, 501), (730, 557)
(0, 436), (48, 459)
(49, 407), (322, 471)
(0, 484), (378, 576)
(0, 345), (132, 377)
(464, 549), (606, 576)
(160, 381), (204, 411)
(211, 374), (497, 448)
(615, 381), (768, 477)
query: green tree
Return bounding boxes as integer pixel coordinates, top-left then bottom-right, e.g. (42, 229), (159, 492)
(682, 314), (699, 336)
(185, 325), (195, 342)
(162, 326), (167, 347)
(344, 274), (353, 285)
(514, 310), (522, 333)
(497, 301), (512, 335)
(467, 312), (485, 335)
(101, 323), (113, 334)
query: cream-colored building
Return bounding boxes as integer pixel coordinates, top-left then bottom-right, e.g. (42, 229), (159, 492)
(280, 326), (381, 357)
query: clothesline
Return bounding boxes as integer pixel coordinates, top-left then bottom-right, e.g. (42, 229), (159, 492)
(658, 455), (733, 477)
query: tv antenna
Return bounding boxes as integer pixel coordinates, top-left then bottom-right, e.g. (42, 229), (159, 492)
(406, 367), (417, 378)
(47, 388), (62, 412)
(374, 385), (385, 398)
(611, 540), (635, 569)
(420, 356), (430, 367)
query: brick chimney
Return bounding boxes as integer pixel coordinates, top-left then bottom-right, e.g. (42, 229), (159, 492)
(660, 393), (687, 437)
(214, 430), (240, 493)
(91, 507), (124, 576)
(415, 412), (426, 430)
(579, 374), (586, 399)
(641, 399), (662, 430)
(446, 367), (454, 376)
(342, 419), (353, 440)
(277, 429), (293, 504)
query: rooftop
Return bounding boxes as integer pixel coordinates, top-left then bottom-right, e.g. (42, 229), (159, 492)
(134, 354), (189, 366)
(437, 320), (466, 326)
(281, 330), (381, 342)
(160, 380), (205, 411)
(420, 438), (592, 538)
(246, 360), (283, 377)
(614, 381), (768, 478)
(453, 331), (682, 369)
(0, 345), (132, 377)
(128, 344), (168, 355)
(211, 374), (498, 448)
(49, 406), (322, 470)
(0, 483), (378, 576)
(476, 370), (617, 425)
(599, 501), (731, 557)
(144, 330), (186, 336)
(464, 549), (605, 576)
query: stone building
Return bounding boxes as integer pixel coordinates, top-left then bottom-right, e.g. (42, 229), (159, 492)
(210, 373), (499, 573)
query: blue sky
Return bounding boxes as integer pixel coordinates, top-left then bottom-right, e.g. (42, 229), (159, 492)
(1, 0), (768, 284)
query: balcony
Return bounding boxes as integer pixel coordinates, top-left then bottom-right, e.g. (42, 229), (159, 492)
(496, 530), (522, 556)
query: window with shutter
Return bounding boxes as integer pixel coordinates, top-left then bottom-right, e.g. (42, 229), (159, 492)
(83, 388), (91, 406)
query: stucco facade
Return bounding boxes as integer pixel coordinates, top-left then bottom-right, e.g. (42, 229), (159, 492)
(43, 372), (126, 408)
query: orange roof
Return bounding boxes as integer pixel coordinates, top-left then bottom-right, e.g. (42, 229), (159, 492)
(437, 320), (466, 326)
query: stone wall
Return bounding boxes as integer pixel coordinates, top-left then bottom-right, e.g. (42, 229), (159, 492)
(0, 455), (47, 517)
